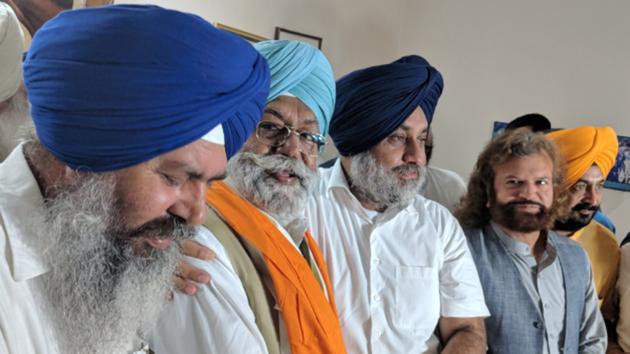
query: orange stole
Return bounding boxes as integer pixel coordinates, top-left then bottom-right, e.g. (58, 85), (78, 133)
(206, 181), (347, 354)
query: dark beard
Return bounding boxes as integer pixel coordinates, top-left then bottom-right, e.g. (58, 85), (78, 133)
(490, 199), (552, 233)
(554, 202), (598, 233)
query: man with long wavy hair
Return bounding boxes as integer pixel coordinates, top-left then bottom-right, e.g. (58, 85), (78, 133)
(455, 128), (606, 354)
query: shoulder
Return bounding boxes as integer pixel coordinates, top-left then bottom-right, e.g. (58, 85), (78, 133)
(549, 231), (590, 263)
(409, 195), (459, 229)
(461, 226), (491, 254)
(462, 226), (485, 240)
(591, 220), (618, 243)
(412, 194), (454, 218)
(187, 227), (240, 279)
(316, 165), (334, 193)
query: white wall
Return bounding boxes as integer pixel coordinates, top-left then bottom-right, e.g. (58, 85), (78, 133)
(398, 0), (630, 239)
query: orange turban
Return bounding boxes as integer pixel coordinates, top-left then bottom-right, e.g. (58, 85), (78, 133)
(546, 126), (618, 190)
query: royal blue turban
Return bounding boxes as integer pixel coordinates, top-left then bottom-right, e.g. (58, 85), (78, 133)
(254, 40), (335, 137)
(329, 55), (443, 156)
(24, 5), (270, 172)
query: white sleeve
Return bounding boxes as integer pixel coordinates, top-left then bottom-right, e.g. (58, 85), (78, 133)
(147, 228), (268, 354)
(436, 208), (490, 318)
(617, 245), (630, 352)
(0, 329), (8, 354)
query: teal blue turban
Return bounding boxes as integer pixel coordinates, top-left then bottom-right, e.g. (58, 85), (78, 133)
(254, 40), (335, 137)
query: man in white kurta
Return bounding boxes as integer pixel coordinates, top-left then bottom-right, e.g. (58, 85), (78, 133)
(311, 55), (489, 353)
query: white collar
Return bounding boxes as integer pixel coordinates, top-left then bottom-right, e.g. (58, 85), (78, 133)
(0, 144), (49, 281)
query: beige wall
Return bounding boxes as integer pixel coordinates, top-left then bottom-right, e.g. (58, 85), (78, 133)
(398, 0), (630, 240)
(118, 0), (630, 238)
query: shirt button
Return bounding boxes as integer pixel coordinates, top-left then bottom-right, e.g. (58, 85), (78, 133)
(533, 321), (543, 329)
(375, 330), (383, 337)
(373, 257), (381, 265)
(373, 294), (381, 301)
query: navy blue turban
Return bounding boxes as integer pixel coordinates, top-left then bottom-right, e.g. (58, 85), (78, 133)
(329, 55), (443, 156)
(24, 5), (270, 172)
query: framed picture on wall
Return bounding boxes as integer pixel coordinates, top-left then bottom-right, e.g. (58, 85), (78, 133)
(492, 121), (630, 192)
(604, 135), (630, 192)
(274, 27), (322, 49)
(214, 23), (267, 43)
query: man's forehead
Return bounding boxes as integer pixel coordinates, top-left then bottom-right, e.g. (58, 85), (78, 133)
(154, 141), (227, 178)
(396, 107), (428, 131)
(575, 164), (606, 184)
(495, 153), (553, 174)
(264, 98), (318, 129)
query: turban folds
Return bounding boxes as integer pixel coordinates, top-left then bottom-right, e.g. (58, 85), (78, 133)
(329, 55), (443, 156)
(24, 5), (270, 172)
(546, 126), (619, 190)
(0, 3), (23, 102)
(254, 40), (335, 137)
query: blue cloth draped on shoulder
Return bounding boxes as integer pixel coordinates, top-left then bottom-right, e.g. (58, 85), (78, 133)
(23, 5), (270, 172)
(329, 55), (443, 156)
(254, 40), (335, 137)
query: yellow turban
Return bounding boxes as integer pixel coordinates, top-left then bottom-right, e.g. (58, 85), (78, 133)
(546, 126), (618, 190)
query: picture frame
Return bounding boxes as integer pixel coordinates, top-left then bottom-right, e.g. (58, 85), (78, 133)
(274, 26), (322, 49)
(214, 23), (267, 43)
(492, 121), (630, 192)
(604, 134), (630, 191)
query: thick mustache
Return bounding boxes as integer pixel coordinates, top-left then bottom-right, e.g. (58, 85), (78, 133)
(392, 164), (422, 174)
(573, 203), (598, 212)
(253, 154), (309, 181)
(122, 216), (189, 241)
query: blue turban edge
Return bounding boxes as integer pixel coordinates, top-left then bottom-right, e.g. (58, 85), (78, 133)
(254, 40), (335, 137)
(329, 55), (443, 156)
(24, 5), (270, 172)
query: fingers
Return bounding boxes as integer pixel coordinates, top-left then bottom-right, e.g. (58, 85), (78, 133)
(172, 240), (214, 296)
(173, 274), (199, 296)
(181, 239), (215, 261)
(179, 259), (211, 284)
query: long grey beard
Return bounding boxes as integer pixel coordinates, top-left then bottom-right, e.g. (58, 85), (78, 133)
(0, 91), (31, 160)
(348, 151), (425, 211)
(227, 151), (317, 227)
(40, 173), (187, 354)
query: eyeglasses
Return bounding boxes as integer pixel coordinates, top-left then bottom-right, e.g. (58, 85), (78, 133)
(255, 121), (325, 155)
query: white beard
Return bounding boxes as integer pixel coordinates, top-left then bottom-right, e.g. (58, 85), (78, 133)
(39, 173), (192, 354)
(226, 151), (317, 227)
(348, 150), (425, 211)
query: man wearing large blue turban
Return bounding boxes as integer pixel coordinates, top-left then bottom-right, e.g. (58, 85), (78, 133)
(149, 40), (347, 354)
(0, 5), (269, 354)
